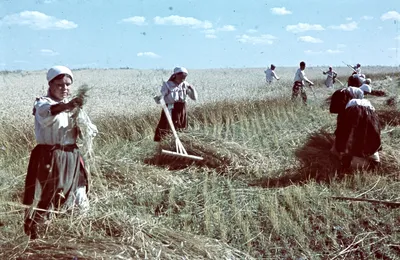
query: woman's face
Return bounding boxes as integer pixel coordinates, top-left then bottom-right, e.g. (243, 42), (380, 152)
(174, 72), (187, 84)
(49, 75), (72, 101)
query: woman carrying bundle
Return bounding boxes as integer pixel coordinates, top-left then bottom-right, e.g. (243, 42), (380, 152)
(23, 66), (98, 239)
(154, 67), (198, 142)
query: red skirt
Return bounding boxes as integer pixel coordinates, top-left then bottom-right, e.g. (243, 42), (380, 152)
(154, 102), (187, 142)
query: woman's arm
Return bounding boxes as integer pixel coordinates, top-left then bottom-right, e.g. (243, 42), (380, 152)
(186, 85), (198, 101)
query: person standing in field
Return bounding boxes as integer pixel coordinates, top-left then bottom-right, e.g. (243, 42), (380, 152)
(23, 65), (98, 239)
(322, 66), (337, 88)
(154, 67), (198, 142)
(264, 64), (280, 84)
(353, 63), (361, 74)
(292, 61), (314, 104)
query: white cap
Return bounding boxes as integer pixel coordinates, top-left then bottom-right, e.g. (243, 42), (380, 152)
(173, 67), (188, 75)
(46, 65), (74, 83)
(360, 84), (372, 93)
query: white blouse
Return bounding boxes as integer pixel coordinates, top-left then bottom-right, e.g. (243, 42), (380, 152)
(33, 96), (97, 145)
(161, 81), (198, 104)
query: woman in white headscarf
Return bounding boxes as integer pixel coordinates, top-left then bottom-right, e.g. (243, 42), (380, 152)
(154, 67), (198, 142)
(23, 66), (98, 239)
(330, 86), (381, 169)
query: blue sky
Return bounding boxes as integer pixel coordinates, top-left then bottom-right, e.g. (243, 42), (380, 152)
(0, 0), (399, 70)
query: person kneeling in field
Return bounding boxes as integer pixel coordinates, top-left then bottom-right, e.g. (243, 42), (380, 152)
(23, 66), (98, 239)
(154, 67), (198, 142)
(347, 72), (365, 87)
(292, 61), (314, 104)
(330, 88), (381, 169)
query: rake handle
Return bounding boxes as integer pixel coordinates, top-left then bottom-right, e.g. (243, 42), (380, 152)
(160, 97), (180, 140)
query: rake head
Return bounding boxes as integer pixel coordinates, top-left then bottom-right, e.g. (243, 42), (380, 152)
(161, 149), (203, 161)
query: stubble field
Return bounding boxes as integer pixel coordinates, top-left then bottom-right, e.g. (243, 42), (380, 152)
(0, 66), (399, 259)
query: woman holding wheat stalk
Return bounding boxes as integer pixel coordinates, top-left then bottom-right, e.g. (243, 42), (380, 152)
(23, 65), (98, 239)
(154, 67), (198, 142)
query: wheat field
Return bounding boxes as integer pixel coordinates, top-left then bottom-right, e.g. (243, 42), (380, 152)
(0, 66), (399, 259)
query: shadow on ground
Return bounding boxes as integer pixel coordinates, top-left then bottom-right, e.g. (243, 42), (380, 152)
(249, 130), (343, 188)
(249, 127), (399, 188)
(143, 135), (236, 172)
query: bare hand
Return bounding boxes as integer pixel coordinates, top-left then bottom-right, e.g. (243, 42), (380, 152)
(69, 97), (83, 109)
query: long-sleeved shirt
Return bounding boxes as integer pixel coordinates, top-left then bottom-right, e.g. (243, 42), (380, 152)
(293, 68), (313, 85)
(33, 96), (97, 145)
(353, 66), (361, 74)
(264, 68), (279, 83)
(161, 80), (198, 104)
(323, 70), (338, 88)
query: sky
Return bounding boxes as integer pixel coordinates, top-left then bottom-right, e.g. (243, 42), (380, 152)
(0, 0), (399, 71)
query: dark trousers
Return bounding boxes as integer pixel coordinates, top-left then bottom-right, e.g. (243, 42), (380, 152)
(291, 82), (307, 104)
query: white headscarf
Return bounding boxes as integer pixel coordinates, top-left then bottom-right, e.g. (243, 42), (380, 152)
(47, 65), (74, 83)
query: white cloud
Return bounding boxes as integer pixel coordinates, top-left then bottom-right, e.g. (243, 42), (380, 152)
(120, 16), (146, 25)
(237, 34), (276, 45)
(330, 21), (358, 31)
(326, 49), (343, 54)
(286, 23), (324, 33)
(381, 11), (400, 21)
(246, 29), (257, 34)
(271, 7), (292, 15)
(388, 47), (397, 51)
(137, 52), (160, 58)
(396, 35), (400, 40)
(361, 15), (373, 20)
(298, 36), (322, 43)
(217, 25), (236, 31)
(346, 17), (352, 21)
(337, 43), (346, 48)
(154, 15), (212, 29)
(205, 34), (217, 39)
(1, 11), (77, 30)
(40, 49), (59, 56)
(304, 49), (342, 54)
(304, 50), (322, 54)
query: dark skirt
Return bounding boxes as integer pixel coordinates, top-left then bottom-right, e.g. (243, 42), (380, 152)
(23, 144), (88, 233)
(335, 106), (381, 157)
(154, 102), (187, 142)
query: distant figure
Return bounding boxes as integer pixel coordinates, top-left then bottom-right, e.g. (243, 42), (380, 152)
(154, 67), (198, 142)
(264, 64), (280, 84)
(292, 61), (314, 104)
(359, 78), (372, 94)
(322, 66), (338, 88)
(353, 63), (361, 74)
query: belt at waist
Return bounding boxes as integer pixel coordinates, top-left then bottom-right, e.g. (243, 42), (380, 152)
(36, 143), (78, 151)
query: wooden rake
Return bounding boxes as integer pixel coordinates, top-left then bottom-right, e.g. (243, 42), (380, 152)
(158, 97), (203, 161)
